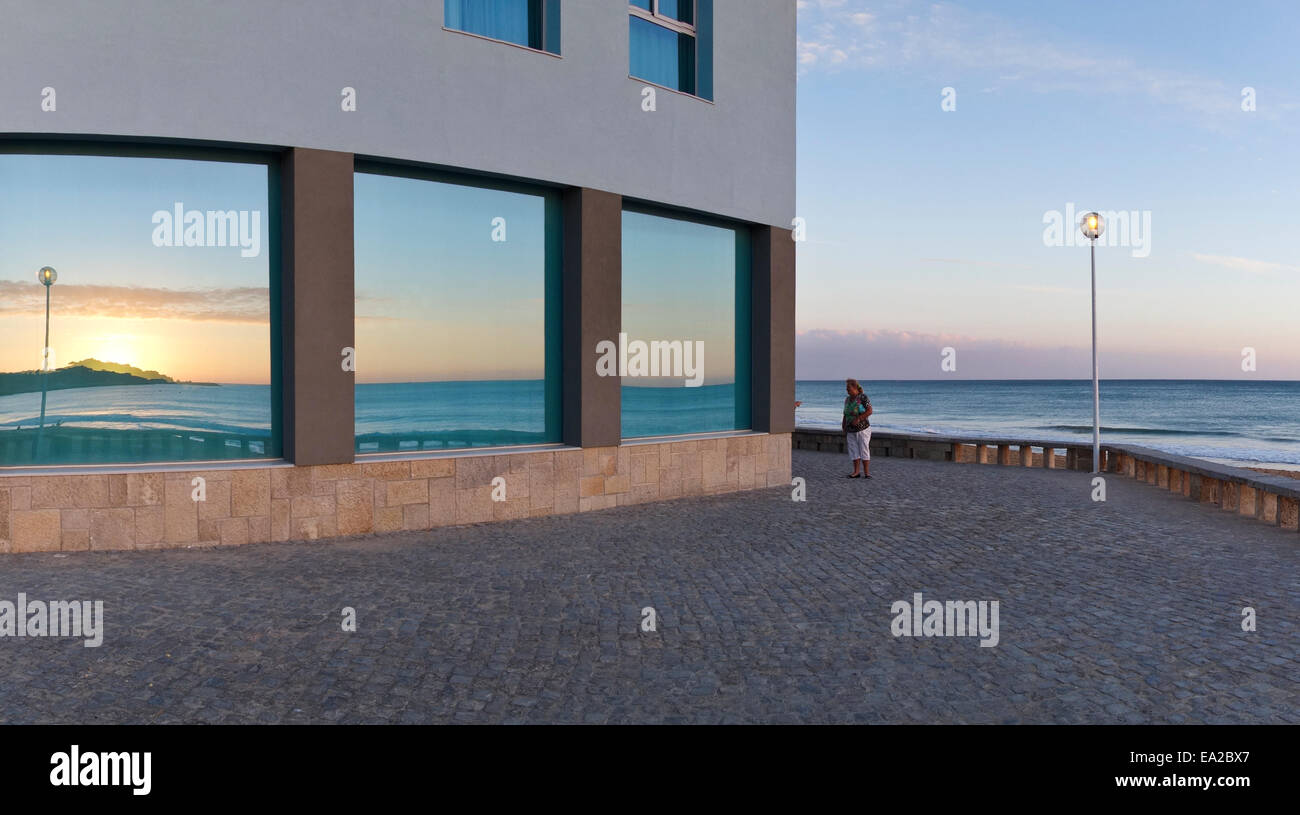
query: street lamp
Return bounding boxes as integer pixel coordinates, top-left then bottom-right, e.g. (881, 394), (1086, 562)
(1078, 214), (1104, 473)
(36, 266), (57, 452)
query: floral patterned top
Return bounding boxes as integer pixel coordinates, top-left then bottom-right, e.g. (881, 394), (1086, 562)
(842, 392), (871, 432)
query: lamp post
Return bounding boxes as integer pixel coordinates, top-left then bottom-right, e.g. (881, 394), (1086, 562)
(1078, 214), (1104, 473)
(36, 266), (57, 454)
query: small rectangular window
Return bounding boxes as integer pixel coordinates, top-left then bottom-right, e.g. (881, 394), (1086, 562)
(445, 0), (557, 54)
(629, 1), (710, 99)
(630, 16), (695, 96)
(657, 0), (693, 25)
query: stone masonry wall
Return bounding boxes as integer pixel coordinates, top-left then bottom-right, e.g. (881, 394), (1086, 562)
(0, 434), (792, 553)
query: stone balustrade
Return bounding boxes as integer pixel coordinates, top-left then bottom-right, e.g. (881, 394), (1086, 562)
(793, 427), (1299, 536)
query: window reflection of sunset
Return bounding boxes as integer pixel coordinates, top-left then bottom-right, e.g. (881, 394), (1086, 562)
(91, 334), (140, 368)
(0, 313), (270, 384)
(353, 171), (550, 384)
(0, 153), (272, 385)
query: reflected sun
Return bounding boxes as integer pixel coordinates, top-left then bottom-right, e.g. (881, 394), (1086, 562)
(93, 335), (140, 366)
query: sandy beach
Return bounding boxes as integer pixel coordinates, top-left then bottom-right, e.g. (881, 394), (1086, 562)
(1250, 467), (1300, 481)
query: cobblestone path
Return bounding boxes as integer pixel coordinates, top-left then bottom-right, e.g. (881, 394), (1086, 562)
(1, 450), (1295, 723)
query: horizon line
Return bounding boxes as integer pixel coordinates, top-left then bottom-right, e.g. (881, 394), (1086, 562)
(795, 377), (1300, 383)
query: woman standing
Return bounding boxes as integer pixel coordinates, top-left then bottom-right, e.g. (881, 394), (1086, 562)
(842, 378), (873, 478)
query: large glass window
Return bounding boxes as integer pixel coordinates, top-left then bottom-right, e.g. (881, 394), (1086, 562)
(353, 165), (561, 453)
(629, 0), (712, 99)
(0, 149), (278, 467)
(621, 207), (750, 438)
(445, 0), (559, 54)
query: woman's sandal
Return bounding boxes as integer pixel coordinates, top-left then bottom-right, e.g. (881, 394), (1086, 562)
(846, 473), (861, 478)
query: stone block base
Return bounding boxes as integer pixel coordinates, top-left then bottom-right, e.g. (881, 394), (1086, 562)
(0, 434), (792, 553)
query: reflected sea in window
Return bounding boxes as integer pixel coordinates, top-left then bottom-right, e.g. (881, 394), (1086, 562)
(0, 384), (274, 466)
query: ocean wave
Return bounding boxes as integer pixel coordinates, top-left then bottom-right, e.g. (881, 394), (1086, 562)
(1, 412), (269, 436)
(1038, 424), (1242, 438)
(1146, 443), (1300, 467)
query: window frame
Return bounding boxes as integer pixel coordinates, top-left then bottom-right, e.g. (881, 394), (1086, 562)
(628, 0), (713, 101)
(629, 1), (697, 37)
(442, 0), (561, 57)
(0, 138), (284, 470)
(618, 200), (753, 441)
(351, 158), (565, 458)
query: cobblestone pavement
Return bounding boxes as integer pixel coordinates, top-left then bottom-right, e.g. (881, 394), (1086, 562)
(1, 450), (1295, 724)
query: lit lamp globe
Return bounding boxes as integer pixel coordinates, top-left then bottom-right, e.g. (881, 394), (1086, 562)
(38, 266), (57, 286)
(1079, 212), (1105, 241)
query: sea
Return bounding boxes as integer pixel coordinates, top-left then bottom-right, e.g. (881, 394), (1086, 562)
(0, 384), (274, 438)
(0, 381), (745, 459)
(797, 380), (1300, 469)
(1, 379), (1297, 468)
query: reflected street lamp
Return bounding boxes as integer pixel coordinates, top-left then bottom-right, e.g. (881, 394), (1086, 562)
(36, 266), (57, 450)
(1079, 214), (1104, 473)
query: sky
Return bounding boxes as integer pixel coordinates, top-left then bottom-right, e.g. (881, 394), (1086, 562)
(354, 171), (550, 383)
(622, 210), (739, 387)
(356, 177), (740, 386)
(2, 158), (743, 388)
(0, 154), (270, 384)
(4, 4), (1296, 385)
(794, 0), (1300, 379)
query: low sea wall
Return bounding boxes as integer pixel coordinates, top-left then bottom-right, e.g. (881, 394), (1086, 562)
(794, 426), (1300, 536)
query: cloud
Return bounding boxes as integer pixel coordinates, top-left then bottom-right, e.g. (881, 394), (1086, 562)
(0, 280), (267, 322)
(1007, 285), (1090, 297)
(795, 328), (1291, 379)
(920, 257), (1036, 271)
(1190, 253), (1300, 277)
(797, 0), (1293, 126)
(798, 327), (1081, 379)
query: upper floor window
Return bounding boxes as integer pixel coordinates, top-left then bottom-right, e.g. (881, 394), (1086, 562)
(445, 0), (560, 54)
(629, 1), (712, 99)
